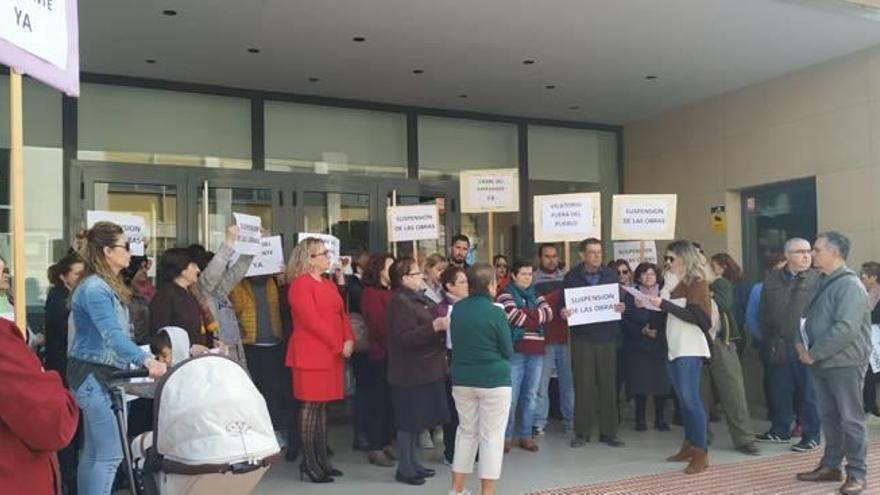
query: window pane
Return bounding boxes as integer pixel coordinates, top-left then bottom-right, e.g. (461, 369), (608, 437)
(418, 116), (517, 180)
(78, 84), (252, 169)
(266, 102), (407, 177)
(0, 79), (63, 317)
(198, 188), (273, 250)
(94, 183), (178, 260)
(303, 192), (371, 254)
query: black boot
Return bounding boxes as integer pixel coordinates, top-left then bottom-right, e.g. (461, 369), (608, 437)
(635, 395), (647, 431)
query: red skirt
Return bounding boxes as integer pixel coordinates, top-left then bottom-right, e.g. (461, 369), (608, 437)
(292, 365), (345, 402)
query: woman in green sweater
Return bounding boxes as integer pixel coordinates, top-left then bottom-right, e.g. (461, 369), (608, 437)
(448, 263), (514, 495)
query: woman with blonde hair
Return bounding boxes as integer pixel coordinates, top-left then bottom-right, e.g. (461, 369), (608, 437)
(646, 239), (713, 475)
(284, 237), (354, 483)
(68, 221), (166, 494)
(422, 253), (449, 305)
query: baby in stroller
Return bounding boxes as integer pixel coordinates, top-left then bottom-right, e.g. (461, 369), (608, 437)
(127, 326), (281, 495)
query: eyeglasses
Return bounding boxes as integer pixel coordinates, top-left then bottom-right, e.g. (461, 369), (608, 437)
(310, 250), (330, 258)
(496, 263), (508, 269)
(618, 269), (630, 275)
(111, 242), (130, 252)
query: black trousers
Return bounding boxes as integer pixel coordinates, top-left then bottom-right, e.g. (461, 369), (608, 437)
(362, 358), (395, 450)
(245, 343), (298, 453)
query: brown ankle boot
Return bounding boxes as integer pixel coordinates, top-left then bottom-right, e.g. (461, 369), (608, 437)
(684, 448), (708, 474)
(665, 440), (693, 462)
(519, 437), (539, 452)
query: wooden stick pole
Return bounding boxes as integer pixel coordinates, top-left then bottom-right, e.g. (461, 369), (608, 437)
(564, 241), (571, 271)
(639, 240), (646, 263)
(9, 72), (26, 334)
(412, 240), (418, 262)
(487, 212), (495, 264)
(391, 190), (398, 258)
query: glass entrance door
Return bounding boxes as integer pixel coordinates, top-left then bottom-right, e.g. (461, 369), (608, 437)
(75, 162), (190, 271)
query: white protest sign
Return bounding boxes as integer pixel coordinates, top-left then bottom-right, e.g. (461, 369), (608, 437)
(612, 240), (658, 267)
(870, 325), (880, 374)
(387, 204), (440, 242)
(246, 236), (284, 277)
(297, 233), (341, 268)
(1, 0), (69, 69)
(564, 283), (621, 326)
(460, 169), (520, 213)
(611, 194), (677, 241)
(533, 193), (601, 242)
(0, 0), (79, 96)
(87, 210), (146, 256)
(232, 213), (262, 256)
(621, 285), (661, 311)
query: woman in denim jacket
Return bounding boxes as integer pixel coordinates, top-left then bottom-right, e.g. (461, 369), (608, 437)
(68, 221), (167, 495)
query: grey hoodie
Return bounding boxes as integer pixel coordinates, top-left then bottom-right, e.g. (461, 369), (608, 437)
(798, 265), (871, 369)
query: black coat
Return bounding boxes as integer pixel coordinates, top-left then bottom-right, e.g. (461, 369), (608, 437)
(621, 289), (670, 396)
(43, 286), (70, 379)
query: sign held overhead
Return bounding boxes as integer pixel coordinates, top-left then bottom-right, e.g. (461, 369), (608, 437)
(611, 194), (677, 241)
(460, 168), (520, 213)
(533, 193), (601, 243)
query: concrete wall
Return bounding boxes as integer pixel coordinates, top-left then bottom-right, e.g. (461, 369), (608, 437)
(624, 44), (880, 269)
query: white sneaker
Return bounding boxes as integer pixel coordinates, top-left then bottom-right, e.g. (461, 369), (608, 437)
(866, 413), (880, 426)
(418, 430), (435, 449)
(449, 490), (472, 495)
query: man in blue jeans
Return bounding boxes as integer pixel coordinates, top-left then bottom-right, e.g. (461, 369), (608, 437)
(755, 237), (822, 452)
(532, 243), (574, 435)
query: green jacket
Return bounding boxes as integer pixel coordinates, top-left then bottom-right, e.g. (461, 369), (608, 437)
(450, 294), (514, 388)
(798, 265), (871, 369)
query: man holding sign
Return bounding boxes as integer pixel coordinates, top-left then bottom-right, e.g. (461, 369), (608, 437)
(561, 238), (626, 448)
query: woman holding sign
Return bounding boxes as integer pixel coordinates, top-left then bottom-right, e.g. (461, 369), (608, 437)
(285, 238), (354, 483)
(645, 240), (713, 475)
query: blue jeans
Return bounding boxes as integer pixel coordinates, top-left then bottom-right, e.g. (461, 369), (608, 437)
(667, 357), (707, 449)
(534, 343), (574, 429)
(766, 345), (821, 443)
(506, 353), (544, 440)
(75, 374), (123, 495)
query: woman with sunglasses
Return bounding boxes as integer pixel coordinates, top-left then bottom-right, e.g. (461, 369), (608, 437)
(610, 259), (634, 287)
(645, 240), (713, 475)
(285, 238), (354, 483)
(68, 222), (167, 494)
(494, 255), (510, 292)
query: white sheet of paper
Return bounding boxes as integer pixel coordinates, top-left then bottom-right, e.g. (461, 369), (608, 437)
(87, 210), (147, 256)
(799, 317), (810, 349)
(232, 212), (262, 256)
(870, 325), (880, 374)
(245, 235), (285, 277)
(621, 285), (661, 311)
(0, 312), (13, 322)
(564, 284), (621, 326)
(446, 305), (453, 350)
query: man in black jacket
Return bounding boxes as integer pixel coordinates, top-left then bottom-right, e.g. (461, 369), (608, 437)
(755, 237), (821, 453)
(562, 238), (626, 448)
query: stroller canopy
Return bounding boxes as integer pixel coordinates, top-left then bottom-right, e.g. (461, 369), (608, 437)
(153, 354), (280, 467)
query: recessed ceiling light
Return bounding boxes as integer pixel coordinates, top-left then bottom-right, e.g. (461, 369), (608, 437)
(352, 36), (366, 42)
(645, 75), (658, 80)
(247, 48), (260, 54)
(568, 105), (579, 110)
(459, 94), (468, 98)
(162, 9), (177, 16)
(522, 59), (536, 65)
(308, 77), (320, 83)
(412, 69), (424, 74)
(545, 85), (556, 90)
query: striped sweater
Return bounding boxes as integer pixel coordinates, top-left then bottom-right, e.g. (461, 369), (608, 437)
(496, 289), (553, 355)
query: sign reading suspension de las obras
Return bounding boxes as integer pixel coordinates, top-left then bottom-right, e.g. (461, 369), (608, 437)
(611, 194), (677, 241)
(0, 0), (80, 95)
(232, 212), (262, 256)
(387, 204), (440, 242)
(533, 192), (601, 243)
(460, 169), (520, 213)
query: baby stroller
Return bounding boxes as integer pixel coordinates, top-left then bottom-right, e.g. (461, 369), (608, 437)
(118, 328), (281, 495)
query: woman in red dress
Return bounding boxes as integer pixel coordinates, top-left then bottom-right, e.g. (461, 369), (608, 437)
(285, 238), (354, 483)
